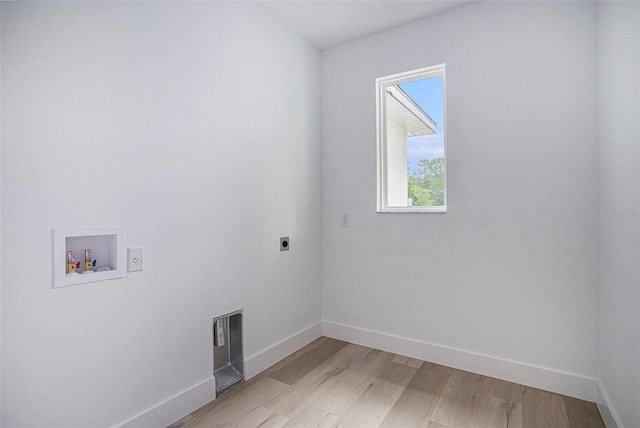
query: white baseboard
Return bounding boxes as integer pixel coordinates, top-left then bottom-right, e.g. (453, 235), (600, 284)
(116, 322), (321, 428)
(116, 321), (603, 428)
(244, 321), (323, 379)
(596, 379), (622, 428)
(322, 320), (597, 402)
(117, 376), (216, 428)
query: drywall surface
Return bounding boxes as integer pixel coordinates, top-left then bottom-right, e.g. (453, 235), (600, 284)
(598, 2), (640, 426)
(1, 2), (321, 426)
(322, 0), (599, 383)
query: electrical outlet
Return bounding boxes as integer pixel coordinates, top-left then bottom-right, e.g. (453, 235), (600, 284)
(127, 247), (144, 272)
(280, 237), (290, 252)
(341, 214), (350, 228)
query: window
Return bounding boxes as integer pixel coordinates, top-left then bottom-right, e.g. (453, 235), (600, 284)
(376, 64), (446, 213)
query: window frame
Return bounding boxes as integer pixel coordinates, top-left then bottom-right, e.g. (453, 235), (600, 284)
(376, 64), (447, 213)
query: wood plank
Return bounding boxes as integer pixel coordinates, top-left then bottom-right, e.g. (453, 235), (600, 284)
(282, 405), (340, 428)
(231, 406), (289, 428)
(481, 376), (527, 404)
(429, 369), (485, 427)
(563, 396), (606, 428)
(406, 358), (424, 369)
(187, 368), (274, 422)
(426, 421), (450, 428)
(430, 369), (524, 428)
(263, 337), (333, 377)
(505, 400), (523, 428)
(392, 354), (423, 369)
(336, 360), (417, 427)
(522, 387), (570, 428)
(169, 338), (606, 428)
(392, 355), (410, 365)
(470, 396), (522, 428)
(270, 338), (349, 385)
(379, 361), (451, 428)
(288, 347), (395, 417)
(187, 377), (289, 427)
(258, 414), (290, 428)
(264, 344), (386, 417)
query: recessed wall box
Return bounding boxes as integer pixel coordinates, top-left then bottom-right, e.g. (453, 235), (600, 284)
(213, 310), (244, 394)
(52, 227), (125, 288)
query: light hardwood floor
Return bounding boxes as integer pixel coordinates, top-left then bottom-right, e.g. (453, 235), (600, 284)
(169, 337), (605, 428)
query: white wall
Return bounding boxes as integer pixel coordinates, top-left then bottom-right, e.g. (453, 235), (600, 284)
(597, 2), (640, 427)
(1, 2), (321, 427)
(322, 1), (599, 397)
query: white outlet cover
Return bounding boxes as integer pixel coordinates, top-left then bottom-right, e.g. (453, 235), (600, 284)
(127, 247), (144, 272)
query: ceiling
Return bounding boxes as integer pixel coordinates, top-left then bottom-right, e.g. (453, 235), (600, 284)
(257, 1), (475, 51)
